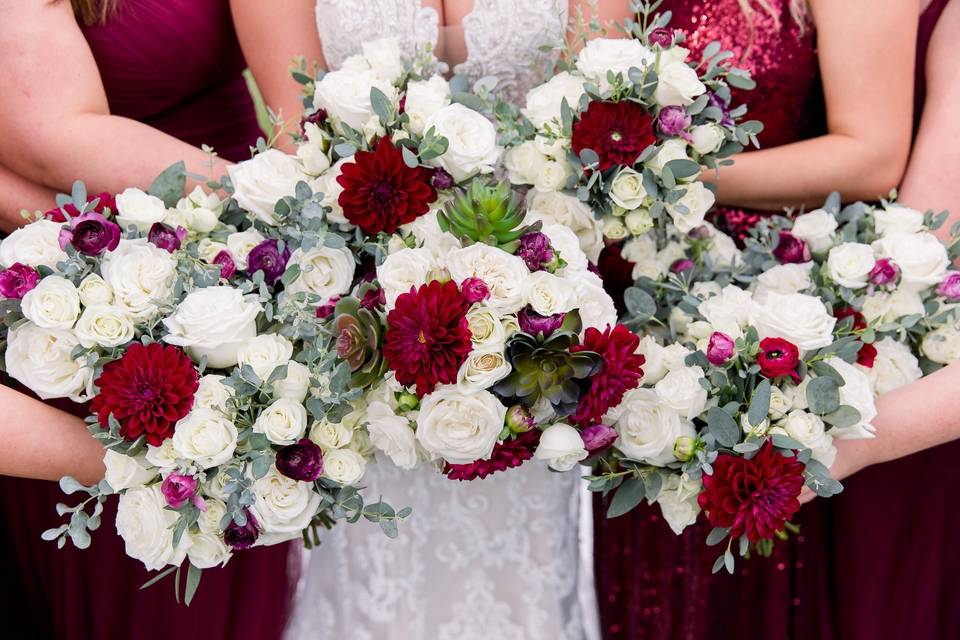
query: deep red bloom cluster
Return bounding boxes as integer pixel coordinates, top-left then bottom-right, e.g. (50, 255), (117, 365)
(570, 324), (645, 426)
(90, 343), (199, 446)
(337, 138), (437, 235)
(756, 337), (801, 382)
(711, 208), (763, 246)
(834, 306), (877, 367)
(571, 101), (656, 173)
(384, 280), (473, 396)
(698, 443), (805, 543)
(443, 429), (541, 481)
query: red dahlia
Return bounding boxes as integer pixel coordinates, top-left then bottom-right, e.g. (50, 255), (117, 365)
(697, 443), (805, 543)
(384, 280), (473, 396)
(571, 101), (656, 173)
(443, 429), (541, 481)
(90, 343), (199, 446)
(570, 324), (645, 426)
(756, 337), (801, 382)
(337, 138), (437, 235)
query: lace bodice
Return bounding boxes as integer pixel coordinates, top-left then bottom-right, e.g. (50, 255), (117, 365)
(314, 0), (568, 100)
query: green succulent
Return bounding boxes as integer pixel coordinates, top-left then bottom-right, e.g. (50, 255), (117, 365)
(493, 330), (602, 417)
(330, 293), (388, 390)
(437, 179), (538, 253)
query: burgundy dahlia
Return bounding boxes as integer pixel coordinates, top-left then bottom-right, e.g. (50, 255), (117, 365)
(59, 212), (121, 256)
(772, 231), (810, 264)
(517, 306), (566, 337)
(570, 324), (645, 427)
(756, 337), (801, 382)
(161, 472), (198, 509)
(572, 100), (656, 173)
(147, 222), (186, 253)
(213, 250), (237, 279)
(697, 443), (805, 543)
(224, 510), (260, 550)
(337, 138), (438, 235)
(276, 438), (325, 482)
(0, 263), (40, 299)
(384, 280), (473, 396)
(596, 244), (636, 316)
(443, 429), (541, 481)
(90, 342), (199, 446)
(247, 239), (290, 285)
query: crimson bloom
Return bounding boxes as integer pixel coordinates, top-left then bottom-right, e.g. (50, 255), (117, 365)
(58, 212), (121, 256)
(572, 101), (656, 172)
(337, 138), (437, 235)
(756, 337), (801, 382)
(384, 280), (473, 396)
(772, 231), (810, 264)
(444, 429), (540, 481)
(697, 443), (805, 543)
(570, 324), (645, 426)
(90, 342), (199, 446)
(0, 263), (40, 299)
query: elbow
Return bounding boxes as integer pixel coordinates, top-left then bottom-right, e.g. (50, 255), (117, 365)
(845, 139), (911, 202)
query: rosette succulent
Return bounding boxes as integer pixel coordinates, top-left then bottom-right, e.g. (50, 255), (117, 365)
(331, 295), (388, 389)
(438, 180), (537, 253)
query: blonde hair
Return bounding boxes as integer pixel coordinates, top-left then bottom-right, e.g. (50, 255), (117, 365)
(70, 0), (118, 25)
(736, 0), (809, 33)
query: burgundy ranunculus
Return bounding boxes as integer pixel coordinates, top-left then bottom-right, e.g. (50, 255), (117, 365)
(670, 258), (695, 274)
(706, 331), (735, 365)
(516, 232), (556, 271)
(58, 212), (121, 256)
(756, 337), (801, 382)
(315, 296), (340, 319)
(936, 272), (960, 301)
(276, 438), (325, 482)
(869, 258), (900, 286)
(301, 108), (328, 132)
(432, 167), (455, 190)
(712, 208), (763, 246)
(247, 239), (291, 285)
(517, 306), (566, 337)
(224, 510), (260, 550)
(460, 277), (490, 304)
(834, 306), (867, 331)
(657, 105), (691, 138)
(360, 287), (385, 310)
(0, 263), (40, 299)
(580, 423), (618, 455)
(213, 250), (237, 279)
(772, 231), (810, 264)
(648, 27), (675, 48)
(161, 472), (198, 509)
(572, 100), (656, 172)
(147, 222), (186, 253)
(444, 429), (541, 481)
(698, 442), (805, 543)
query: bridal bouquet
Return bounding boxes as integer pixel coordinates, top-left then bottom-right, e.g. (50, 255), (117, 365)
(0, 168), (406, 602)
(499, 0), (761, 242)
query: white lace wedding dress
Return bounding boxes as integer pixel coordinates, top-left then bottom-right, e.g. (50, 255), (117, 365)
(285, 3), (599, 640)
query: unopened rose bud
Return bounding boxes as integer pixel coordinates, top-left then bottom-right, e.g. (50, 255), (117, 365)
(673, 435), (696, 462)
(396, 391), (420, 412)
(706, 331), (735, 365)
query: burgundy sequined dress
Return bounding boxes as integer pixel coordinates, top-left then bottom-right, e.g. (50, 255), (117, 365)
(0, 2), (296, 639)
(593, 2), (830, 639)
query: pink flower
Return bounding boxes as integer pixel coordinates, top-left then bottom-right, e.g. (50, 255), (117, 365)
(161, 473), (198, 509)
(213, 250), (236, 279)
(460, 277), (490, 304)
(869, 258), (900, 286)
(706, 331), (735, 365)
(59, 212), (121, 256)
(148, 222), (186, 253)
(772, 231), (810, 264)
(580, 424), (618, 455)
(0, 263), (40, 299)
(936, 272), (960, 301)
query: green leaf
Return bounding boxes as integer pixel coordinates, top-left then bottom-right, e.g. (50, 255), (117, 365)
(370, 87), (394, 123)
(280, 264), (301, 286)
(707, 407), (740, 448)
(59, 476), (85, 495)
(663, 159), (701, 180)
(140, 565), (178, 590)
(822, 405), (861, 429)
(148, 161), (187, 208)
(706, 526), (730, 546)
(184, 562), (203, 606)
(747, 378), (771, 427)
(806, 376), (840, 415)
(401, 146), (420, 169)
(623, 287), (657, 322)
(606, 476), (646, 518)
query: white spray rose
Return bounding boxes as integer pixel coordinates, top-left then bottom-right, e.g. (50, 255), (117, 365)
(466, 306), (507, 349)
(698, 284), (753, 338)
(114, 188), (167, 232)
(424, 103), (500, 182)
(654, 62), (706, 106)
(296, 122), (332, 177)
(504, 141), (550, 185)
(360, 37), (404, 83)
(6, 322), (91, 401)
(774, 410), (836, 467)
(116, 485), (187, 571)
(610, 168), (648, 210)
(75, 305), (135, 348)
(312, 158), (353, 226)
(790, 209), (838, 253)
(568, 270), (618, 333)
(655, 474), (702, 535)
(162, 287), (261, 368)
(309, 416), (355, 450)
(824, 356), (877, 439)
(416, 386), (506, 464)
(20, 276), (80, 329)
(457, 348), (512, 392)
(873, 204), (925, 237)
(77, 273), (113, 306)
(227, 150), (308, 226)
(253, 398), (308, 445)
(169, 186), (222, 235)
(313, 66), (397, 133)
(377, 247), (434, 310)
(690, 123), (725, 155)
(751, 292), (836, 351)
(103, 450), (154, 492)
(534, 423), (588, 471)
(171, 408), (238, 468)
(237, 334), (294, 382)
(225, 228), (266, 270)
(921, 325), (960, 364)
(576, 38), (654, 88)
(365, 400), (419, 469)
(194, 374), (235, 414)
(526, 191), (604, 262)
(448, 243), (529, 315)
(522, 71), (586, 130)
(753, 262), (813, 300)
(0, 219), (67, 269)
(404, 75), (451, 135)
(100, 239), (176, 321)
(666, 182), (715, 233)
(607, 388), (696, 466)
(284, 245), (354, 303)
(321, 448), (367, 485)
(525, 270), (575, 316)
(273, 361), (311, 403)
(864, 337), (922, 394)
(826, 242), (876, 289)
(637, 335), (668, 384)
(250, 466), (322, 546)
(645, 138), (689, 174)
(654, 366), (708, 420)
(145, 439), (179, 470)
(533, 159), (572, 193)
(873, 232), (949, 289)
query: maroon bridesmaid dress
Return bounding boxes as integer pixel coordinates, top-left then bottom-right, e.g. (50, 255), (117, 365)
(828, 3), (960, 640)
(593, 2), (833, 638)
(0, 2), (296, 639)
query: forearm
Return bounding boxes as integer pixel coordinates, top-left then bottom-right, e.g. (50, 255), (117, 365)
(0, 162), (57, 233)
(0, 387), (105, 485)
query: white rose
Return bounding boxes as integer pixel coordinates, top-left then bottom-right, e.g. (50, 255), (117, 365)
(225, 228), (266, 271)
(860, 288), (922, 325)
(466, 306), (507, 348)
(100, 239), (177, 321)
(655, 62), (706, 106)
(654, 366), (708, 420)
(253, 398), (308, 445)
(753, 262), (813, 300)
(702, 224), (741, 271)
(0, 219), (67, 269)
(198, 239), (229, 265)
(187, 531), (231, 569)
(637, 335), (668, 384)
(690, 123), (725, 155)
(625, 209), (654, 237)
(311, 158), (355, 227)
(774, 410), (836, 467)
(250, 466), (321, 545)
(6, 322), (91, 401)
(296, 122), (332, 177)
(77, 273), (113, 306)
(378, 247), (434, 310)
(273, 361), (311, 402)
(457, 348), (511, 392)
(21, 276), (80, 329)
(169, 186), (222, 235)
(314, 66), (397, 133)
(921, 325), (960, 364)
(698, 284), (753, 338)
(568, 270), (617, 332)
(533, 160), (572, 193)
(655, 474), (702, 535)
(402, 209), (461, 261)
(864, 337), (922, 394)
(404, 75), (451, 135)
(608, 388), (696, 465)
(504, 141), (549, 185)
(424, 103), (500, 182)
(74, 305), (134, 348)
(416, 386), (506, 464)
(195, 374), (235, 414)
(826, 243), (876, 289)
(309, 417), (355, 450)
(751, 292), (836, 351)
(171, 408), (238, 468)
(667, 182), (715, 233)
(116, 485), (187, 571)
(768, 386), (793, 420)
(321, 448), (367, 485)
(662, 343), (694, 373)
(691, 281), (722, 299)
(645, 139), (689, 174)
(162, 287), (261, 368)
(227, 150), (308, 226)
(285, 246), (355, 301)
(534, 423), (588, 471)
(114, 188), (167, 232)
(448, 243), (529, 315)
(576, 38), (654, 87)
(237, 334), (294, 381)
(790, 209), (838, 253)
(360, 37), (404, 82)
(610, 168), (648, 210)
(103, 450), (154, 492)
(145, 439), (179, 470)
(874, 232), (949, 289)
(527, 191), (603, 262)
(602, 216), (629, 241)
(365, 400), (419, 469)
(874, 204), (925, 237)
(824, 356), (878, 439)
(525, 270), (574, 316)
(522, 71), (586, 130)
(534, 134), (568, 159)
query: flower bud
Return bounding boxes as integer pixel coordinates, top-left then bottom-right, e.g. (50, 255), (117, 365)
(580, 423), (618, 454)
(160, 472), (198, 509)
(706, 331), (735, 365)
(460, 277), (491, 303)
(936, 272), (960, 300)
(657, 105), (691, 137)
(673, 435), (696, 462)
(505, 404), (535, 434)
(396, 391), (420, 412)
(868, 258), (899, 286)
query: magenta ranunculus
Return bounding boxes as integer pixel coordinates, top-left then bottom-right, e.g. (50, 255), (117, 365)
(670, 258), (695, 274)
(276, 438), (325, 482)
(648, 27), (675, 48)
(869, 258), (900, 286)
(247, 239), (290, 285)
(772, 231), (810, 264)
(160, 472), (198, 509)
(460, 277), (490, 304)
(936, 272), (960, 300)
(516, 232), (556, 272)
(58, 212), (121, 256)
(432, 167), (455, 190)
(147, 222), (186, 253)
(360, 286), (385, 310)
(0, 263), (40, 299)
(706, 331), (735, 365)
(580, 423), (618, 454)
(517, 306), (566, 337)
(213, 250), (237, 279)
(315, 296), (340, 319)
(224, 509), (260, 550)
(657, 106), (691, 138)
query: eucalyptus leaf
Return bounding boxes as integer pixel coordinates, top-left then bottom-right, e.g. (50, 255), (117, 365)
(706, 407), (740, 448)
(606, 476), (646, 518)
(148, 161), (187, 208)
(747, 378), (771, 427)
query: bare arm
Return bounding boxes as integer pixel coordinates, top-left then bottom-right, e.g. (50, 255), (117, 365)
(231, 0), (325, 152)
(0, 1), (229, 227)
(0, 163), (57, 233)
(0, 386), (105, 485)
